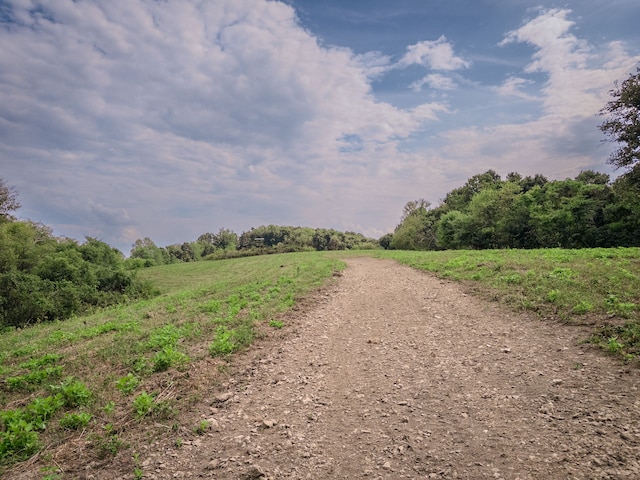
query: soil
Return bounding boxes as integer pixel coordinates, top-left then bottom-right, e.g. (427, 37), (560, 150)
(11, 257), (640, 479)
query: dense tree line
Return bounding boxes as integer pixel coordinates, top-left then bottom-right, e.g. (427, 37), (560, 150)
(387, 68), (640, 252)
(129, 225), (378, 266)
(0, 179), (156, 328)
(386, 169), (640, 251)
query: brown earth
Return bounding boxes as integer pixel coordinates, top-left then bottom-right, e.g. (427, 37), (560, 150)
(11, 257), (640, 479)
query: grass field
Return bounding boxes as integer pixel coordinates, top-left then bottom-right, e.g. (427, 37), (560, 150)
(0, 252), (344, 474)
(1, 247), (639, 475)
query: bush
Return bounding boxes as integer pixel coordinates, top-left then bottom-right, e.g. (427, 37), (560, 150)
(0, 222), (159, 328)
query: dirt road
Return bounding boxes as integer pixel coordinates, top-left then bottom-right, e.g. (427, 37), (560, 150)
(97, 258), (640, 478)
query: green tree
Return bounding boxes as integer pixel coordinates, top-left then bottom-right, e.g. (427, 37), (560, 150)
(442, 170), (502, 211)
(378, 233), (393, 250)
(600, 68), (640, 181)
(436, 210), (472, 249)
(130, 238), (164, 266)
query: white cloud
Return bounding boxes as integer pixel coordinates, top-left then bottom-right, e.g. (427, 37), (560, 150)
(441, 8), (640, 184)
(499, 8), (639, 117)
(410, 73), (457, 92)
(493, 76), (536, 100)
(399, 36), (470, 71)
(2, 2), (639, 251)
(0, 0), (450, 250)
(353, 51), (393, 79)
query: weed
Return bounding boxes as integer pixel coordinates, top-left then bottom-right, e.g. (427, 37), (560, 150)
(0, 418), (41, 462)
(50, 378), (93, 408)
(59, 412), (92, 430)
(572, 300), (594, 314)
(103, 401), (116, 415)
(194, 420), (209, 435)
(92, 423), (126, 459)
(607, 337), (625, 354)
(133, 391), (155, 418)
(131, 357), (150, 375)
(40, 465), (62, 480)
(146, 324), (183, 350)
(133, 452), (144, 480)
(269, 319), (284, 329)
(24, 395), (64, 430)
(549, 267), (574, 279)
(499, 273), (523, 284)
(175, 438), (183, 448)
(19, 353), (62, 370)
(116, 373), (140, 396)
(209, 326), (237, 356)
(546, 290), (560, 303)
(6, 366), (63, 391)
(605, 294), (637, 318)
(152, 347), (188, 372)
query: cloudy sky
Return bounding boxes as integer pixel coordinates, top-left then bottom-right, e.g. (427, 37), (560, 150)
(2, 0), (639, 254)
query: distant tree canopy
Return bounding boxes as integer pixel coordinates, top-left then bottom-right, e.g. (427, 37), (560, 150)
(600, 68), (640, 182)
(384, 169), (640, 251)
(129, 225), (378, 266)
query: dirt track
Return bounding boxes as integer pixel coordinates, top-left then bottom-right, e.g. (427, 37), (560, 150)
(38, 257), (640, 479)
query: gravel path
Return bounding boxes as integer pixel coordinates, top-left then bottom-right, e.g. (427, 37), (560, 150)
(100, 258), (640, 478)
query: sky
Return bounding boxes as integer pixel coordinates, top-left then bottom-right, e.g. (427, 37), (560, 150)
(1, 0), (639, 254)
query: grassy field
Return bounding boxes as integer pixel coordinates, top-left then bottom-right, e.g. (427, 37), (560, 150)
(0, 252), (345, 475)
(1, 247), (639, 476)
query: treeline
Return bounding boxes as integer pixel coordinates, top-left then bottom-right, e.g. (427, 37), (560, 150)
(384, 170), (640, 251)
(0, 221), (157, 328)
(129, 225), (378, 267)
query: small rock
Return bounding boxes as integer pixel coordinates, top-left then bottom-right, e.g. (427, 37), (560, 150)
(382, 461), (391, 470)
(551, 379), (563, 386)
(262, 419), (277, 428)
(206, 459), (220, 470)
(214, 392), (234, 403)
(241, 465), (266, 479)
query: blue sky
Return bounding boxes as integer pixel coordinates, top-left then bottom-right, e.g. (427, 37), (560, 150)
(2, 0), (639, 254)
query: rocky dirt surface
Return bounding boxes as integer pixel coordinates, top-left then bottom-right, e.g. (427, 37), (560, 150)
(17, 257), (640, 479)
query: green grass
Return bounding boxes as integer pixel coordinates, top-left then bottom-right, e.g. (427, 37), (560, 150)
(0, 252), (345, 472)
(376, 248), (640, 359)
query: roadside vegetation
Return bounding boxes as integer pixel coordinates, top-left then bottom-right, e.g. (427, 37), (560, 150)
(0, 252), (344, 475)
(376, 248), (640, 360)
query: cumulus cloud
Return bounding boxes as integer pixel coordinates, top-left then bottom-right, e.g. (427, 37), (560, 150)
(0, 0), (449, 249)
(443, 8), (640, 181)
(500, 8), (639, 117)
(1, 2), (638, 251)
(410, 73), (457, 92)
(493, 76), (536, 100)
(399, 36), (470, 71)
